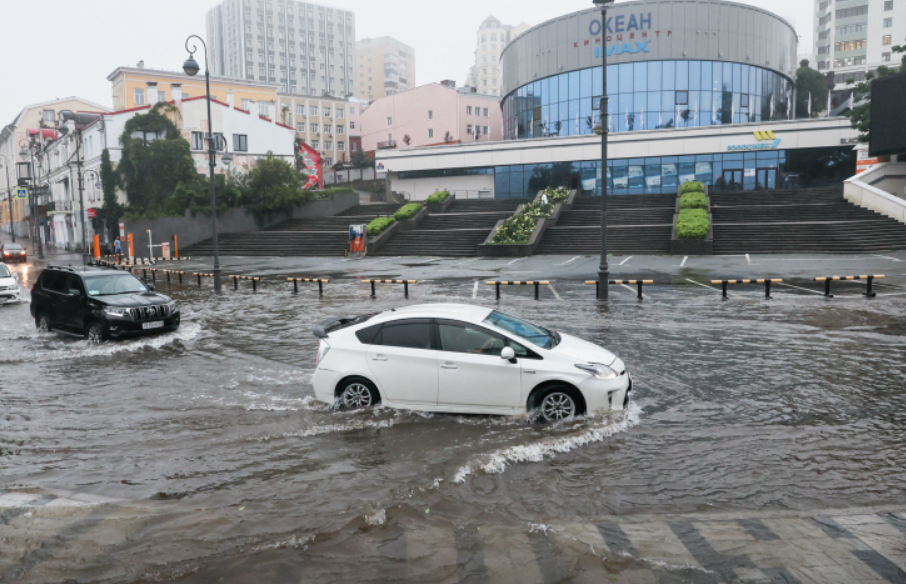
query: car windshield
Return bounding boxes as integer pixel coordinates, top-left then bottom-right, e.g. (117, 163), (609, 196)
(0, 265), (11, 278)
(83, 274), (148, 296)
(4, 244), (22, 250)
(483, 310), (559, 349)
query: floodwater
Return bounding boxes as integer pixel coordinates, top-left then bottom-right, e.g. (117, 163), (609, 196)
(2, 263), (906, 583)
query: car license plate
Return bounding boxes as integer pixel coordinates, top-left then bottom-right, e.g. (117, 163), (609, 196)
(142, 321), (164, 330)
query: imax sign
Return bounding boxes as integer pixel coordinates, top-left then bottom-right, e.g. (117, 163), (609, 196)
(728, 131), (781, 151)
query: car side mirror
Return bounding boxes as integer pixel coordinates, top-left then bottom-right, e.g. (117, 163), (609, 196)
(500, 346), (515, 360)
(146, 283), (156, 291)
(69, 289), (82, 297)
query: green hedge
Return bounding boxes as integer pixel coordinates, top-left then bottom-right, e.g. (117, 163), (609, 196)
(538, 186), (571, 203)
(393, 203), (423, 221)
(679, 191), (708, 210)
(491, 212), (538, 244)
(311, 186), (356, 199)
(680, 181), (705, 194)
(366, 216), (395, 236)
(425, 190), (450, 205)
(675, 208), (710, 240)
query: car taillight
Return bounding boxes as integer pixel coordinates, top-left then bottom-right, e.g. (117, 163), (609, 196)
(316, 340), (330, 365)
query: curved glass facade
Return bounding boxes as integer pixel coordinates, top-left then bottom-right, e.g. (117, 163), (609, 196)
(503, 60), (793, 140)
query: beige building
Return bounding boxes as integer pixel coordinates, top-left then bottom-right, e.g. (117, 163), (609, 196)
(276, 93), (367, 167)
(465, 16), (530, 96)
(355, 37), (415, 101)
(108, 64), (280, 117)
(1, 97), (109, 242)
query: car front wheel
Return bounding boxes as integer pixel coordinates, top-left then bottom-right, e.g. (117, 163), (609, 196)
(36, 313), (52, 332)
(535, 387), (581, 423)
(337, 377), (380, 410)
(86, 321), (107, 345)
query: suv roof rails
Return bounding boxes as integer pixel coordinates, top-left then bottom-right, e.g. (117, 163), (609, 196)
(45, 265), (78, 272)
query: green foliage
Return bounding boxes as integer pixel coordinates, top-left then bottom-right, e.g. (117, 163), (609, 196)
(311, 186), (355, 200)
(675, 208), (710, 240)
(350, 149), (373, 169)
(845, 42), (904, 141)
(795, 65), (830, 118)
(393, 203), (423, 221)
(538, 186), (571, 203)
(98, 148), (124, 237)
(366, 216), (395, 236)
(490, 212), (538, 244)
(679, 191), (708, 210)
(425, 190), (450, 205)
(242, 153), (312, 224)
(680, 181), (705, 194)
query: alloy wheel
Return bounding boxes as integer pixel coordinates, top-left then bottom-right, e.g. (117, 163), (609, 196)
(540, 392), (576, 421)
(37, 315), (51, 332)
(341, 383), (373, 408)
(87, 325), (105, 345)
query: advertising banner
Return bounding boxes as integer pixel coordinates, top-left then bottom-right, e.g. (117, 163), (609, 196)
(297, 141), (323, 190)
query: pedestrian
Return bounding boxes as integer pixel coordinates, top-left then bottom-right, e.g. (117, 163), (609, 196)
(114, 238), (122, 259)
(541, 192), (549, 205)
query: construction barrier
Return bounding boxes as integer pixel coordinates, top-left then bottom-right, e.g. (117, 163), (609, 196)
(288, 277), (329, 295)
(163, 270), (185, 284)
(229, 275), (261, 292)
(486, 280), (550, 300)
(710, 278), (783, 300)
(363, 279), (416, 298)
(814, 275), (884, 298)
(584, 279), (654, 300)
(193, 272), (215, 287)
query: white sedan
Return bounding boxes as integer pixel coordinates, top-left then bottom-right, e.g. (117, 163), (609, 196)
(311, 304), (631, 422)
(0, 263), (21, 305)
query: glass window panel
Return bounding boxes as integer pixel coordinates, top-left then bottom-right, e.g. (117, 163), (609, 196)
(559, 101), (569, 124)
(541, 78), (550, 104)
(580, 68), (593, 98)
(647, 61), (661, 92)
(568, 70), (580, 100)
(568, 99), (580, 131)
(619, 93), (633, 114)
(495, 169), (509, 196)
(559, 74), (569, 104)
(690, 60), (701, 90)
(634, 92), (647, 111)
(593, 66), (604, 98)
(606, 64), (618, 94)
(711, 61), (722, 91)
(662, 91), (674, 111)
(662, 61), (675, 91)
(648, 92), (661, 113)
(549, 75), (559, 103)
(634, 62), (647, 92)
(580, 97), (592, 125)
(723, 62), (733, 91)
(676, 60), (688, 90)
(619, 63), (633, 93)
(733, 63), (742, 93)
(700, 61), (712, 91)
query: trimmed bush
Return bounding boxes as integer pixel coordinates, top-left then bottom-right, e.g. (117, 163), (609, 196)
(393, 203), (423, 221)
(366, 216), (395, 236)
(680, 180), (705, 194)
(538, 186), (571, 203)
(491, 212), (538, 244)
(312, 186), (356, 199)
(679, 191), (708, 210)
(425, 190), (450, 205)
(675, 208), (710, 240)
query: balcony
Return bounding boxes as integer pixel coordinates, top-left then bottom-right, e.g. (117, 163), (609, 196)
(376, 140), (397, 150)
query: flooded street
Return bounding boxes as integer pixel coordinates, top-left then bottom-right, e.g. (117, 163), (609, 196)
(2, 261), (906, 583)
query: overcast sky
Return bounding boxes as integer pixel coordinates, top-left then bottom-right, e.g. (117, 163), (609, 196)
(1, 0), (812, 125)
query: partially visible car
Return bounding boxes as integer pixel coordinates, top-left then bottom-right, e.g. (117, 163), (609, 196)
(311, 303), (631, 422)
(1, 242), (26, 263)
(30, 266), (180, 343)
(0, 262), (21, 304)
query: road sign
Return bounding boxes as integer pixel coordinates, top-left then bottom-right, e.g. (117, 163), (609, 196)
(86, 208), (97, 219)
(15, 187), (27, 199)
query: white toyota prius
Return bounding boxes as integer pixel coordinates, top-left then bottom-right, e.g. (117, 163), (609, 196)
(311, 304), (631, 422)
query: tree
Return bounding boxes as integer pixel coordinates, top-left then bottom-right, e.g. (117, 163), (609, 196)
(846, 39), (905, 141)
(350, 148), (372, 181)
(795, 62), (829, 118)
(241, 152), (311, 224)
(98, 148), (124, 242)
(402, 134), (411, 146)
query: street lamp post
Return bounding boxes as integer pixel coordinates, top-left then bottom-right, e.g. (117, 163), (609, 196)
(183, 34), (223, 292)
(593, 0), (615, 300)
(0, 155), (15, 242)
(19, 139), (44, 260)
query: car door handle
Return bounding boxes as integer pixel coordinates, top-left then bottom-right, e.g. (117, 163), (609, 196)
(441, 363), (458, 370)
(371, 355), (388, 361)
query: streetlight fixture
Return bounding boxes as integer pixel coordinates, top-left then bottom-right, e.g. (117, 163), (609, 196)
(593, 0), (616, 300)
(0, 155), (15, 242)
(183, 34), (223, 292)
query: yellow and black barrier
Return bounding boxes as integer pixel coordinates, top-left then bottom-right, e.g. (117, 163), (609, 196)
(288, 277), (329, 295)
(486, 280), (550, 300)
(710, 278), (783, 300)
(363, 279), (417, 298)
(193, 272), (215, 287)
(163, 270), (186, 284)
(229, 275), (261, 292)
(584, 279), (654, 300)
(814, 275), (884, 298)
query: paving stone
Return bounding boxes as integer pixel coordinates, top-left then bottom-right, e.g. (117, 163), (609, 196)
(621, 521), (703, 569)
(734, 566), (771, 583)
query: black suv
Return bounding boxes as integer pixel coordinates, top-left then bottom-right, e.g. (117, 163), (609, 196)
(31, 266), (180, 343)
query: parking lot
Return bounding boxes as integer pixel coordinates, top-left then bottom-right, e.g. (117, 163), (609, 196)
(3, 249), (906, 583)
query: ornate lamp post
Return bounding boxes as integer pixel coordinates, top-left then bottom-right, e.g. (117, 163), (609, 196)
(183, 34), (224, 291)
(0, 155), (14, 242)
(593, 0), (615, 300)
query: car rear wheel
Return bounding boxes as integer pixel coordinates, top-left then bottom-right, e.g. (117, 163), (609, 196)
(36, 313), (52, 332)
(86, 321), (107, 345)
(337, 377), (380, 410)
(534, 386), (581, 423)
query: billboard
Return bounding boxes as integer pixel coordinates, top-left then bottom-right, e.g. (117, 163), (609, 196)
(869, 70), (906, 157)
(297, 141), (323, 190)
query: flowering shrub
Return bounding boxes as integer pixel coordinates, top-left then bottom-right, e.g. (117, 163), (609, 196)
(675, 208), (710, 239)
(539, 186), (571, 203)
(425, 191), (450, 205)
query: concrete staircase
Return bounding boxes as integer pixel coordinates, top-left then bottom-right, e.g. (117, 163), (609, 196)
(534, 195), (675, 255)
(711, 188), (906, 254)
(375, 199), (522, 257)
(182, 203), (401, 257)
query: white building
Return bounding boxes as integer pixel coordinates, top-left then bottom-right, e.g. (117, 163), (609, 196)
(464, 16), (530, 97)
(206, 0), (357, 97)
(813, 0), (904, 89)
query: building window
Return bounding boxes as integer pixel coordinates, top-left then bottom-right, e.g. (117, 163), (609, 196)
(134, 88), (145, 106)
(324, 124), (332, 135)
(467, 124), (473, 135)
(883, 18), (892, 27)
(428, 110), (433, 120)
(191, 132), (204, 150)
(484, 126), (489, 136)
(241, 99), (252, 111)
(387, 117), (392, 126)
(310, 105), (319, 115)
(42, 109), (55, 124)
(428, 128), (434, 138)
(336, 108), (344, 118)
(297, 105), (305, 115)
(325, 140), (332, 149)
(350, 121), (355, 129)
(883, 35), (892, 45)
(835, 39), (867, 51)
(297, 122), (306, 131)
(312, 140), (319, 149)
(483, 108), (489, 117)
(338, 141), (345, 151)
(675, 91), (689, 106)
(311, 123), (319, 133)
(466, 106), (472, 115)
(233, 134), (248, 152)
(324, 107), (331, 117)
(336, 125), (344, 134)
(740, 94), (750, 108)
(885, 0), (893, 9)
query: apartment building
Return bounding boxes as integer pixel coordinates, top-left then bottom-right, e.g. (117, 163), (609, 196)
(465, 16), (530, 97)
(276, 93), (367, 167)
(813, 0), (904, 87)
(206, 0), (356, 97)
(355, 37), (416, 101)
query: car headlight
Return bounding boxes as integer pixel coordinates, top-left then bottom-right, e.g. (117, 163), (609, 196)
(104, 307), (130, 318)
(575, 363), (619, 380)
(167, 301), (179, 313)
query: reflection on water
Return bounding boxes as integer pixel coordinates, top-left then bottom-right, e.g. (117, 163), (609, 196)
(2, 276), (906, 582)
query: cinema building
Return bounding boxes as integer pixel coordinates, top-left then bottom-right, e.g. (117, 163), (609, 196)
(378, 0), (860, 199)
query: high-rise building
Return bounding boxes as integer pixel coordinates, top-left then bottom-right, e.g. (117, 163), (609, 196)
(355, 37), (416, 101)
(206, 0), (357, 97)
(813, 0), (904, 88)
(465, 16), (531, 96)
